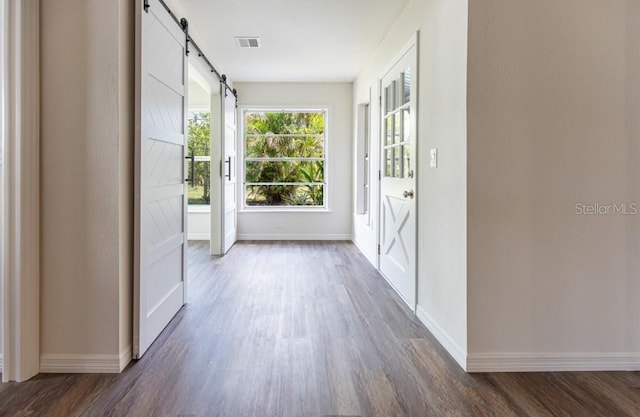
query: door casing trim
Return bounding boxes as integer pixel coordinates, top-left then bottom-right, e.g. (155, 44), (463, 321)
(1, 0), (41, 382)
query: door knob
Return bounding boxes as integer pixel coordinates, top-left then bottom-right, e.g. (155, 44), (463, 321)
(403, 189), (414, 199)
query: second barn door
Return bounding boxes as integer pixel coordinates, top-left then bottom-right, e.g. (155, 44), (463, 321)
(212, 88), (238, 255)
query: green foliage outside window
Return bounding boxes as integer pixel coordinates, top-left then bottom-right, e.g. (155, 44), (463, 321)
(245, 112), (326, 207)
(188, 112), (211, 205)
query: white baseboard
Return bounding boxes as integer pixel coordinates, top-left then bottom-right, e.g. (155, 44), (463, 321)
(237, 233), (352, 241)
(0, 354), (3, 373)
(416, 305), (467, 370)
(119, 345), (132, 372)
(40, 347), (132, 374)
(414, 307), (640, 373)
(188, 233), (210, 241)
(467, 352), (640, 372)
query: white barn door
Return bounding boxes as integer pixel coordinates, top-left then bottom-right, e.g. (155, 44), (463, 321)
(222, 92), (237, 253)
(210, 88), (237, 255)
(134, 0), (187, 358)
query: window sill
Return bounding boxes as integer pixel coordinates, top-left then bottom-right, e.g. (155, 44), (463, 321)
(240, 207), (331, 213)
(188, 205), (211, 214)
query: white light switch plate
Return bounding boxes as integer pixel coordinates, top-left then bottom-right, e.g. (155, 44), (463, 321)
(430, 148), (438, 168)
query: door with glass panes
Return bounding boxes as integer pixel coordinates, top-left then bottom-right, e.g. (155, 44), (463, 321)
(379, 40), (417, 310)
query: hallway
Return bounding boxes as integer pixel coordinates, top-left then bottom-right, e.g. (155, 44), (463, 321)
(1, 241), (639, 416)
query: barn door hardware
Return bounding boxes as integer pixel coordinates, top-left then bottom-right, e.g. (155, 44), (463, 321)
(185, 151), (195, 184)
(180, 18), (190, 56)
(224, 157), (232, 180)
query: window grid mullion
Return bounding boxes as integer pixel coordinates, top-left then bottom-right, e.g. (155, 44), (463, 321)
(245, 182), (326, 186)
(245, 133), (324, 138)
(245, 157), (325, 162)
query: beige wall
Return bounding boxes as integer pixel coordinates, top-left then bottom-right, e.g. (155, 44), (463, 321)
(41, 0), (132, 361)
(352, 0), (469, 365)
(235, 83), (353, 240)
(467, 0), (640, 359)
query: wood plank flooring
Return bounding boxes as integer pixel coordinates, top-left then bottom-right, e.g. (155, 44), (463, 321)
(1, 241), (639, 416)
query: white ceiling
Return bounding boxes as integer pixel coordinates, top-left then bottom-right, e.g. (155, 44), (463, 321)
(174, 0), (410, 82)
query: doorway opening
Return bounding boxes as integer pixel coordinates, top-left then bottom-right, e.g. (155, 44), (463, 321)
(187, 64), (213, 242)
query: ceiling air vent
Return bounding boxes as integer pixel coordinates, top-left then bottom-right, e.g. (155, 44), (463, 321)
(235, 37), (261, 49)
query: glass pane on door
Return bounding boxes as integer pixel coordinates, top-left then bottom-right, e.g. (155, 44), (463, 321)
(396, 145), (404, 178)
(386, 116), (394, 146)
(403, 145), (412, 178)
(385, 83), (395, 113)
(385, 148), (393, 177)
(394, 112), (401, 144)
(402, 69), (411, 105)
(402, 109), (411, 143)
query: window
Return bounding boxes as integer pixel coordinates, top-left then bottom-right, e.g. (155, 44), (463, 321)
(242, 109), (327, 208)
(383, 68), (411, 179)
(363, 104), (370, 213)
(355, 102), (370, 216)
(187, 111), (211, 205)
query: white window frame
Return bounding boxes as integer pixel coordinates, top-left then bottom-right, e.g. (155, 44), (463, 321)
(239, 106), (330, 212)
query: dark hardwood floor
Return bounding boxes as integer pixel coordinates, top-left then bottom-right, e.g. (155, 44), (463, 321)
(1, 241), (639, 416)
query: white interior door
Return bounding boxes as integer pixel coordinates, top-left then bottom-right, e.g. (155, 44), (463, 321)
(379, 40), (418, 310)
(222, 92), (238, 253)
(134, 0), (187, 358)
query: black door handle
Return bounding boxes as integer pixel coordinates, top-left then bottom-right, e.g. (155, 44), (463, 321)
(225, 157), (231, 180)
(185, 152), (195, 184)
